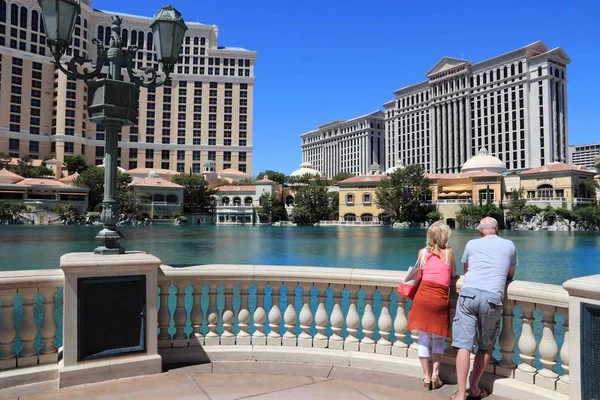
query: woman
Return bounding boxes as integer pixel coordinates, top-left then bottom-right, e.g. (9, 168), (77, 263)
(407, 221), (456, 390)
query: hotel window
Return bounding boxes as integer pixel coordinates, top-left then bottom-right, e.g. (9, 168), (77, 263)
(65, 142), (74, 153)
(238, 164), (246, 173)
(145, 149), (154, 159)
(239, 152), (247, 162)
(193, 151), (200, 161)
(208, 151), (216, 161)
(9, 138), (20, 151)
(224, 152), (231, 162)
(192, 163), (200, 173)
(129, 148), (138, 159)
(363, 193), (371, 204)
(346, 193), (354, 204)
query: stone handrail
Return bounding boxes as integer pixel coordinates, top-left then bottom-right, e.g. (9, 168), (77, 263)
(157, 264), (570, 397)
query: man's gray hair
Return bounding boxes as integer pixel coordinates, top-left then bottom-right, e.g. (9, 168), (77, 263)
(478, 217), (498, 231)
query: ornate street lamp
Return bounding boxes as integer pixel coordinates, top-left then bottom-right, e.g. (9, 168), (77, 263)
(38, 1), (188, 254)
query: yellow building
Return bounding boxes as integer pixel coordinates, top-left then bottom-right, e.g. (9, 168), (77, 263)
(337, 175), (388, 224)
(519, 163), (598, 210)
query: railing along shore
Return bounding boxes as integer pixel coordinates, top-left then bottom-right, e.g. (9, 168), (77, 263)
(0, 264), (572, 397)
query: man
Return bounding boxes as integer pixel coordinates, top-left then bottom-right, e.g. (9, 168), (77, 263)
(452, 217), (517, 400)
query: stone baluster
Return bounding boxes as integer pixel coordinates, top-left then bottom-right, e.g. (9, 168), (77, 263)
(220, 282), (236, 345)
(497, 300), (516, 377)
(515, 302), (537, 384)
(298, 303), (313, 347)
(204, 282), (220, 346)
(221, 310), (235, 345)
(0, 289), (17, 370)
(253, 306), (267, 346)
(408, 329), (420, 359)
(313, 303), (328, 348)
(157, 282), (172, 347)
(267, 282), (282, 346)
(360, 303), (376, 353)
(557, 308), (569, 395)
(282, 303), (297, 347)
(313, 283), (329, 348)
(376, 287), (393, 355)
(345, 286), (361, 351)
(189, 283), (203, 346)
(537, 304), (559, 390)
(38, 287), (58, 364)
(18, 288), (39, 367)
(328, 284), (344, 350)
(236, 282), (251, 345)
(173, 281), (188, 346)
(392, 295), (408, 357)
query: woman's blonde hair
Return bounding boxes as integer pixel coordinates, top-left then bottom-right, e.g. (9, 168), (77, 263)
(426, 221), (451, 254)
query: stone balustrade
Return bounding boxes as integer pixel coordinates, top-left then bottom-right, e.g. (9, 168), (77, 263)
(158, 264), (571, 398)
(0, 270), (63, 371)
(0, 264), (575, 399)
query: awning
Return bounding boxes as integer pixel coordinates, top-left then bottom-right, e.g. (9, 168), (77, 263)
(58, 192), (88, 196)
(438, 193), (449, 197)
(442, 185), (472, 192)
(459, 192), (471, 196)
(0, 190), (25, 193)
(447, 192), (459, 196)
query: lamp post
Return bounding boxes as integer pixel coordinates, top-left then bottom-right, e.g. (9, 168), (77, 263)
(38, 0), (188, 254)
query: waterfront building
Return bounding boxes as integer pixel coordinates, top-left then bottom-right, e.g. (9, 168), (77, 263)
(337, 172), (388, 224)
(569, 142), (600, 168)
(518, 163), (598, 210)
(130, 170), (184, 217)
(0, 0), (255, 175)
(300, 111), (385, 177)
(383, 41), (570, 174)
(213, 177), (276, 224)
(0, 169), (89, 216)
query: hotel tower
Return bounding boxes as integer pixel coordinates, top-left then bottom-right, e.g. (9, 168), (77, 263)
(0, 0), (255, 174)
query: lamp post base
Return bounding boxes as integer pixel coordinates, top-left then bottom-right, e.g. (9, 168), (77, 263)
(94, 228), (125, 255)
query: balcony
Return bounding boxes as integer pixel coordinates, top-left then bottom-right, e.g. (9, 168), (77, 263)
(435, 199), (473, 204)
(573, 197), (597, 205)
(1, 263), (592, 399)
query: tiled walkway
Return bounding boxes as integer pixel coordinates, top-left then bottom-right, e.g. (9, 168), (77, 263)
(20, 370), (507, 400)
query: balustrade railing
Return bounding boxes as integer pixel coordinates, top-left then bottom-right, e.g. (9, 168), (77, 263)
(158, 264), (571, 395)
(0, 264), (572, 397)
(0, 270), (63, 371)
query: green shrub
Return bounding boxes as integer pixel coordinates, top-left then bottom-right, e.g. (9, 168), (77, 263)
(555, 207), (577, 221)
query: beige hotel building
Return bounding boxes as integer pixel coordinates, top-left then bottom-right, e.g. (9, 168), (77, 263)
(0, 0), (255, 175)
(384, 41), (570, 174)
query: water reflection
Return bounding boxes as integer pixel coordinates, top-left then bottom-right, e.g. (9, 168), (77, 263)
(0, 225), (599, 285)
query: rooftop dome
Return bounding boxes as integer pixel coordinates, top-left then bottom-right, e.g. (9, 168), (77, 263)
(204, 160), (216, 167)
(461, 148), (507, 174)
(290, 162), (322, 177)
(385, 160), (405, 175)
(148, 170), (160, 179)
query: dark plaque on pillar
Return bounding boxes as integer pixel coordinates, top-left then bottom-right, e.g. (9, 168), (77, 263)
(77, 275), (147, 361)
(581, 302), (600, 400)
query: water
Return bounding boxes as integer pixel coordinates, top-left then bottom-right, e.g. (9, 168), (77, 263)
(1, 225), (599, 284)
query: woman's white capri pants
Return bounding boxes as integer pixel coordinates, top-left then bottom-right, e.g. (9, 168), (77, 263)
(417, 331), (445, 358)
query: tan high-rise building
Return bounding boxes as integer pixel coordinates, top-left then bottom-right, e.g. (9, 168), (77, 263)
(0, 0), (255, 175)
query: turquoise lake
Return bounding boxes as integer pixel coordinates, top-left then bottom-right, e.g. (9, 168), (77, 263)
(1, 225), (599, 284)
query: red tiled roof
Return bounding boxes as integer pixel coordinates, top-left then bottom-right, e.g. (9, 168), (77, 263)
(216, 185), (256, 192)
(127, 167), (180, 176)
(338, 175), (386, 185)
(60, 172), (80, 183)
(0, 168), (24, 181)
(219, 168), (250, 177)
(16, 178), (67, 186)
(256, 178), (275, 184)
(427, 170), (501, 179)
(131, 178), (183, 188)
(8, 158), (43, 167)
(520, 163), (594, 175)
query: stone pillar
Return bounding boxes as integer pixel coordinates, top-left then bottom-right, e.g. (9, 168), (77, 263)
(441, 104), (447, 172)
(430, 106), (436, 172)
(459, 98), (465, 167)
(436, 105), (442, 172)
(453, 100), (459, 172)
(59, 252), (162, 388)
(551, 81), (559, 162)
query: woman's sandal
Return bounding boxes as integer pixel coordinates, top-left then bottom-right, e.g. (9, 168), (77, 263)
(422, 377), (432, 391)
(431, 374), (443, 389)
(467, 387), (490, 400)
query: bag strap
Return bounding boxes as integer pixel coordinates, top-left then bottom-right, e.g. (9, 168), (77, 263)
(415, 248), (427, 269)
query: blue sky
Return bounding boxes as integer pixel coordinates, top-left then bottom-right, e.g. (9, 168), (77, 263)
(94, 0), (600, 175)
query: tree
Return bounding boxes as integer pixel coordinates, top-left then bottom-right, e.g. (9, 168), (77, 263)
(54, 203), (82, 222)
(64, 155), (89, 174)
(375, 164), (431, 222)
(118, 190), (149, 217)
(331, 172), (355, 184)
(257, 192), (287, 223)
(505, 188), (527, 227)
(287, 173), (320, 185)
(456, 203), (504, 229)
(0, 201), (26, 222)
(233, 178), (256, 185)
(74, 166), (133, 211)
(172, 173), (216, 215)
(0, 152), (11, 170)
(254, 170), (287, 184)
(327, 191), (339, 220)
(291, 181), (331, 224)
(15, 156), (53, 178)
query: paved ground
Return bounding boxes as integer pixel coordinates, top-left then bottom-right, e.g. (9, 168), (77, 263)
(19, 371), (507, 400)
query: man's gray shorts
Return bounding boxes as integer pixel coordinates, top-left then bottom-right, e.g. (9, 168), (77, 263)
(452, 287), (503, 352)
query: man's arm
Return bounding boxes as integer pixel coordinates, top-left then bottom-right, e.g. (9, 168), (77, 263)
(507, 245), (518, 280)
(507, 264), (515, 280)
(463, 262), (468, 275)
